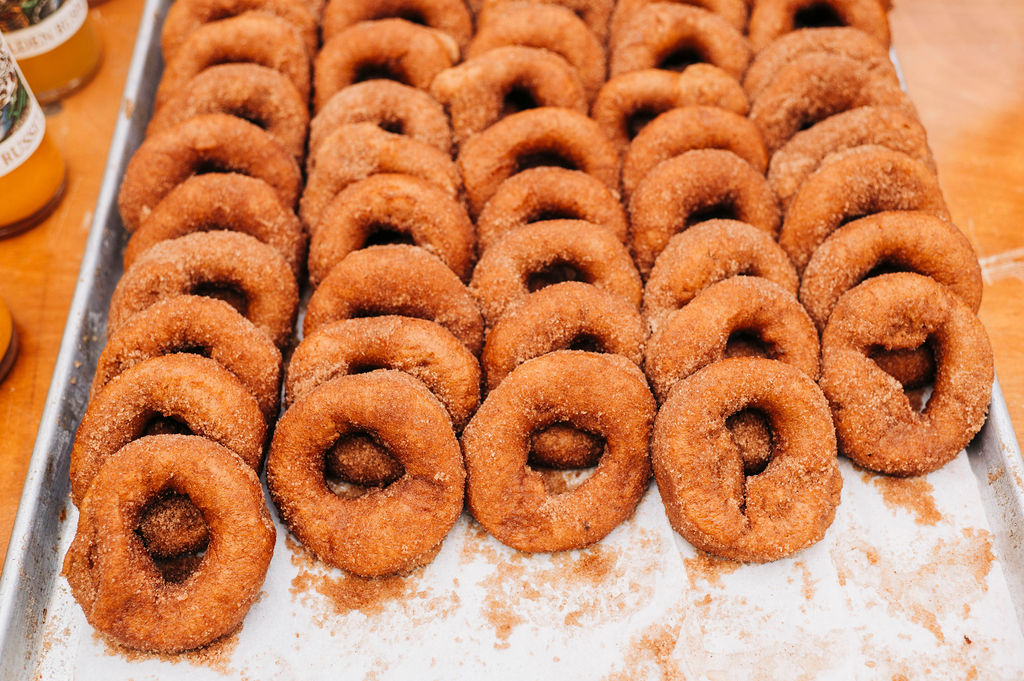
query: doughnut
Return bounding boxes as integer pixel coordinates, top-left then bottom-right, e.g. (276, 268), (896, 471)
(820, 273), (993, 476)
(462, 351), (656, 553)
(652, 357), (842, 562)
(71, 353), (266, 505)
(308, 174), (474, 286)
(476, 167), (628, 253)
(301, 123), (460, 232)
(313, 19), (457, 111)
(742, 27), (895, 101)
(118, 114), (302, 232)
(146, 64), (309, 162)
(321, 0), (473, 46)
(309, 80), (451, 158)
(629, 149), (781, 277)
(779, 146), (950, 272)
(748, 53), (914, 155)
(645, 276), (818, 401)
(93, 295), (282, 422)
(429, 46), (588, 151)
(160, 0), (317, 58)
(747, 0), (890, 52)
(478, 0), (615, 42)
(154, 14), (310, 110)
(622, 106), (767, 198)
(287, 316), (479, 422)
(124, 173), (306, 277)
(108, 231), (299, 348)
(466, 3), (606, 101)
(63, 434), (275, 653)
(480, 281), (646, 470)
(608, 3), (751, 80)
(590, 65), (750, 154)
(267, 371), (465, 576)
(304, 245), (485, 354)
(801, 211), (982, 332)
(643, 220), (798, 335)
(768, 107), (935, 209)
(610, 0), (748, 41)
(469, 220), (642, 327)
(458, 107), (620, 218)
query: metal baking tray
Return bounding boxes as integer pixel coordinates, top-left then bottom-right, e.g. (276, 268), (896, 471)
(2, 0), (1024, 676)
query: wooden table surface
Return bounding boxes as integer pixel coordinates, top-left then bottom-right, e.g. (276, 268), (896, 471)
(1, 0), (1023, 564)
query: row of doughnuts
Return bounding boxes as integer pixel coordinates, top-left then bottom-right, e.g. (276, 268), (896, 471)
(266, 3), (478, 579)
(61, 0), (319, 652)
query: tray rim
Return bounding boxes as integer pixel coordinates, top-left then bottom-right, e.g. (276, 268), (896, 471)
(2, 6), (1024, 676)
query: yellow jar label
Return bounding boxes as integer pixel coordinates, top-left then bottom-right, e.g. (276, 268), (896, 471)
(1, 0), (87, 59)
(0, 33), (44, 175)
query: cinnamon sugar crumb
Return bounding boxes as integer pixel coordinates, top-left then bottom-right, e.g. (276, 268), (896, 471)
(683, 550), (741, 587)
(864, 472), (942, 526)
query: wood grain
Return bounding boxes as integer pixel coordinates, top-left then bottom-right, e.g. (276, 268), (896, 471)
(1, 0), (1023, 564)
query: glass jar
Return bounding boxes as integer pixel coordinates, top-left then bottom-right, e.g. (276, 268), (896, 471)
(0, 32), (66, 237)
(0, 0), (102, 103)
(0, 296), (17, 384)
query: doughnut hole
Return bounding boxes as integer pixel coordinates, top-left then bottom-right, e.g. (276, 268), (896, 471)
(526, 261), (588, 292)
(723, 331), (773, 360)
(323, 432), (406, 497)
(136, 491), (210, 583)
(353, 61), (412, 85)
(658, 44), (707, 73)
(626, 108), (661, 141)
(191, 282), (249, 316)
(687, 202), (740, 227)
(869, 341), (937, 410)
(726, 409), (774, 478)
(515, 149), (580, 174)
(527, 423), (606, 494)
(140, 413), (195, 437)
(793, 3), (844, 29)
(361, 222), (418, 248)
(501, 85), (541, 118)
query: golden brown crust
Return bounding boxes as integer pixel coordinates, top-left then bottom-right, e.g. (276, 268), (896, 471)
(622, 105), (767, 197)
(71, 354), (266, 506)
(476, 167), (628, 253)
(93, 295), (282, 422)
(313, 19), (457, 110)
(768, 106), (934, 209)
(267, 371), (465, 576)
(645, 276), (819, 401)
(286, 316), (480, 429)
(160, 0), (318, 58)
(609, 3), (751, 79)
(63, 435), (275, 653)
(652, 357), (842, 562)
(125, 173), (306, 277)
(430, 46), (589, 151)
(747, 0), (890, 52)
(800, 211), (982, 332)
(463, 351), (656, 552)
(304, 245), (485, 354)
(590, 65), (750, 154)
(470, 220), (642, 327)
(458, 107), (620, 218)
(779, 146), (949, 272)
(467, 2), (607, 101)
(748, 52), (914, 155)
(310, 80), (452, 158)
(643, 220), (798, 335)
(322, 0), (473, 46)
(628, 149), (781, 277)
(118, 114), (302, 232)
(146, 64), (309, 162)
(610, 0), (748, 43)
(820, 273), (993, 476)
(154, 14), (310, 110)
(480, 0), (615, 42)
(308, 174), (475, 286)
(109, 231), (299, 348)
(301, 123), (460, 232)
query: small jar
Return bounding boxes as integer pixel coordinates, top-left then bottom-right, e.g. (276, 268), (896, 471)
(0, 33), (67, 237)
(0, 296), (17, 384)
(0, 0), (102, 103)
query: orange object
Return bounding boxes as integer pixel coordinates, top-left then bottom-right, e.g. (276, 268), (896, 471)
(0, 34), (67, 237)
(1, 0), (102, 103)
(0, 297), (17, 384)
